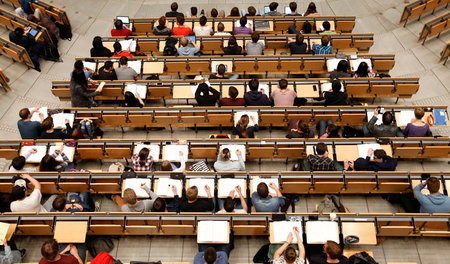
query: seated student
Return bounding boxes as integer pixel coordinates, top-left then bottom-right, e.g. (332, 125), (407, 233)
(161, 151), (186, 172)
(271, 79), (297, 106)
(266, 2), (282, 16)
(112, 186), (158, 212)
(273, 227), (305, 264)
(27, 15), (59, 45)
(40, 117), (73, 139)
(236, 114), (259, 138)
(217, 186), (248, 213)
(11, 174), (47, 212)
(51, 193), (93, 213)
(90, 36), (112, 57)
(194, 247), (228, 264)
(318, 121), (339, 139)
(177, 37), (200, 56)
(287, 119), (314, 139)
(329, 60), (352, 79)
(305, 142), (338, 171)
(111, 19), (131, 37)
(404, 107), (432, 137)
(115, 56), (139, 80)
(39, 147), (70, 172)
(70, 67), (103, 107)
(213, 148), (245, 171)
(247, 6), (259, 16)
(94, 61), (117, 80)
(208, 8), (224, 18)
(17, 108), (43, 139)
(112, 41), (134, 58)
(214, 23), (231, 36)
(309, 241), (348, 264)
(0, 239), (24, 264)
(166, 2), (184, 18)
(234, 16), (252, 35)
(173, 15), (192, 36)
(123, 91), (144, 107)
(304, 2), (320, 17)
(210, 64), (228, 79)
(244, 78), (271, 106)
(414, 176), (450, 213)
(353, 61), (374, 78)
(180, 186), (214, 212)
(73, 60), (95, 82)
(364, 108), (403, 137)
(319, 21), (336, 34)
(77, 118), (94, 139)
(324, 79), (347, 106)
(345, 149), (397, 172)
(9, 149), (37, 173)
(222, 36), (242, 55)
(195, 82), (220, 106)
(219, 86), (246, 106)
(191, 7), (198, 18)
(246, 32), (264, 55)
(287, 33), (307, 54)
(132, 147), (153, 171)
(252, 182), (285, 212)
(39, 239), (82, 264)
(286, 2), (301, 16)
(194, 16), (212, 36)
(229, 7), (240, 17)
(312, 35), (333, 55)
(9, 27), (43, 71)
(151, 186), (180, 212)
(153, 16), (172, 35)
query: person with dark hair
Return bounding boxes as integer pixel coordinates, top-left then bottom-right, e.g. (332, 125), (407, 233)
(9, 149), (37, 172)
(10, 174), (45, 212)
(414, 176), (450, 213)
(51, 192), (93, 213)
(213, 148), (245, 171)
(151, 187), (180, 213)
(287, 33), (307, 54)
(214, 22), (231, 36)
(209, 8), (219, 18)
(40, 116), (73, 139)
(306, 142), (337, 171)
(90, 36), (113, 57)
(234, 16), (252, 35)
(153, 16), (172, 35)
(223, 36), (242, 55)
(112, 41), (134, 58)
(160, 151), (186, 172)
(194, 246), (228, 264)
(217, 186), (248, 213)
(353, 61), (375, 78)
(9, 27), (43, 71)
(180, 186), (214, 212)
(194, 16), (212, 36)
(318, 121), (339, 138)
(17, 108), (43, 139)
(287, 119), (314, 139)
(195, 82), (220, 106)
(329, 60), (351, 79)
(246, 32), (264, 55)
(111, 19), (131, 37)
(247, 6), (258, 16)
(191, 7), (198, 17)
(131, 147), (153, 171)
(324, 79), (347, 106)
(94, 61), (117, 80)
(124, 91), (144, 107)
(70, 62), (103, 107)
(219, 86), (245, 106)
(319, 21), (336, 34)
(209, 64), (227, 79)
(236, 114), (259, 138)
(39, 146), (70, 172)
(177, 37), (200, 56)
(165, 2), (183, 18)
(173, 15), (192, 36)
(404, 107), (432, 137)
(229, 7), (240, 17)
(301, 21), (312, 34)
(266, 2), (282, 16)
(364, 108), (402, 137)
(39, 239), (82, 264)
(345, 148), (397, 172)
(252, 182), (285, 212)
(309, 241), (347, 264)
(244, 78), (271, 106)
(112, 186), (159, 212)
(312, 35), (332, 54)
(115, 56), (139, 80)
(286, 2), (300, 16)
(273, 227), (305, 264)
(304, 2), (320, 17)
(271, 79), (297, 106)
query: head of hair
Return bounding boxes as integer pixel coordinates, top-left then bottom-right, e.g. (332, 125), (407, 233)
(113, 41), (122, 53)
(217, 64), (226, 75)
(279, 79), (288, 90)
(71, 128), (85, 140)
(284, 246), (297, 263)
(210, 8), (218, 18)
(204, 247), (217, 264)
(104, 61), (114, 70)
(257, 182), (269, 198)
(170, 2), (178, 11)
(289, 2), (297, 12)
(230, 7), (240, 17)
(305, 2), (318, 16)
(74, 60), (84, 71)
(251, 32), (260, 43)
(228, 36), (237, 47)
(123, 188), (137, 204)
(138, 148), (150, 166)
(238, 114), (250, 138)
(302, 21), (312, 33)
(11, 185), (26, 201)
(249, 78), (259, 91)
(198, 83), (210, 96)
(119, 56), (128, 66)
(217, 22), (225, 32)
(39, 154), (61, 172)
(326, 124), (339, 138)
(200, 16), (207, 26)
(186, 186), (198, 201)
(316, 142), (328, 155)
(191, 7), (198, 16)
(382, 111), (393, 125)
(152, 197), (166, 212)
(176, 14), (185, 25)
(356, 62), (369, 77)
(124, 91), (137, 106)
(248, 6), (257, 16)
(12, 156), (26, 170)
(298, 120), (311, 138)
(221, 148), (231, 161)
(325, 241), (342, 260)
(414, 108), (425, 119)
(239, 16), (247, 27)
(426, 176), (440, 193)
(161, 160), (173, 171)
(114, 19), (123, 30)
(295, 33), (304, 45)
(92, 36), (104, 49)
(71, 69), (88, 87)
(41, 117), (54, 131)
(321, 35), (330, 46)
(14, 27), (24, 36)
(322, 21), (331, 31)
(19, 108), (30, 120)
(41, 239), (59, 261)
(52, 195), (67, 212)
(336, 60), (349, 73)
(158, 16), (166, 27)
(269, 2), (279, 11)
(180, 37), (188, 47)
(224, 197), (235, 212)
(331, 79), (341, 93)
(374, 149), (387, 160)
(228, 86), (239, 99)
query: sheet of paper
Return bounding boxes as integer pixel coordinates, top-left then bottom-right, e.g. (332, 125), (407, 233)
(83, 62), (97, 71)
(252, 178), (279, 195)
(0, 222), (10, 241)
(326, 58), (342, 72)
(134, 144), (160, 161)
(123, 178), (151, 198)
(21, 146), (47, 163)
(218, 179), (246, 197)
(367, 112), (382, 126)
(155, 178), (182, 197)
(49, 145), (75, 162)
(198, 221), (228, 243)
(52, 113), (74, 129)
(357, 143), (381, 159)
(219, 145), (246, 161)
(127, 60), (142, 73)
(398, 110), (417, 126)
(273, 221), (303, 243)
(234, 111), (258, 126)
(119, 39), (137, 52)
(188, 178), (215, 197)
(351, 58), (372, 72)
(125, 83), (147, 98)
(29, 107), (48, 122)
(163, 145), (188, 161)
(322, 82), (344, 93)
(306, 221), (339, 244)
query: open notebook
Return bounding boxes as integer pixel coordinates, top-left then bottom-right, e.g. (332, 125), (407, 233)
(20, 146), (47, 163)
(357, 143), (381, 159)
(350, 58), (372, 72)
(326, 58), (343, 72)
(125, 84), (147, 99)
(122, 178), (151, 198)
(188, 178), (215, 197)
(119, 39), (137, 52)
(322, 82), (344, 93)
(218, 179), (246, 197)
(0, 222), (10, 241)
(271, 221), (303, 243)
(162, 145), (188, 161)
(197, 221), (229, 243)
(126, 61), (142, 74)
(155, 178), (182, 197)
(306, 221), (339, 244)
(49, 145), (75, 162)
(219, 145), (246, 161)
(397, 110), (417, 126)
(52, 113), (74, 129)
(29, 107), (48, 122)
(252, 178), (279, 196)
(234, 111), (258, 126)
(134, 144), (160, 161)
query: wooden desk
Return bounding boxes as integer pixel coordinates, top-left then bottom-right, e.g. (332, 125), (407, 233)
(211, 61), (233, 73)
(341, 222), (377, 245)
(335, 144), (392, 162)
(173, 85), (195, 99)
(142, 62), (164, 74)
(296, 84), (320, 97)
(4, 223), (17, 241)
(54, 221), (88, 243)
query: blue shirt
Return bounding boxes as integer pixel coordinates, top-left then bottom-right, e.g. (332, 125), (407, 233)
(17, 119), (42, 139)
(194, 251), (228, 264)
(312, 44), (333, 55)
(251, 192), (285, 212)
(21, 0), (33, 14)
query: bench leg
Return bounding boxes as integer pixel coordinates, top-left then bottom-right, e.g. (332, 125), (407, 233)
(395, 97), (399, 104)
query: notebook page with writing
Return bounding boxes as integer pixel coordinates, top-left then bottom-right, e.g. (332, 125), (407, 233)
(252, 178), (279, 196)
(306, 221), (339, 244)
(366, 112), (382, 126)
(21, 146), (47, 163)
(0, 222), (10, 240)
(351, 58), (372, 71)
(357, 143), (381, 159)
(29, 107), (48, 122)
(134, 144), (160, 161)
(197, 221), (229, 243)
(163, 145), (188, 161)
(125, 84), (147, 98)
(273, 221), (303, 243)
(156, 178), (182, 197)
(326, 58), (342, 72)
(127, 61), (142, 73)
(398, 110), (417, 126)
(49, 145), (75, 162)
(188, 178), (214, 197)
(234, 111), (258, 126)
(218, 179), (246, 197)
(52, 113), (74, 129)
(84, 62), (97, 71)
(219, 145), (246, 161)
(123, 178), (151, 198)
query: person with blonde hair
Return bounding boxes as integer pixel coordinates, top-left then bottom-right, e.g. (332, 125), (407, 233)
(403, 107), (432, 137)
(180, 186), (214, 212)
(112, 184), (158, 212)
(236, 114), (259, 138)
(273, 227), (305, 264)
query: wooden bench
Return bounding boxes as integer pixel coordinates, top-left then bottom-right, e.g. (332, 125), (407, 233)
(418, 12), (450, 44)
(439, 41), (450, 64)
(0, 36), (35, 68)
(399, 0), (450, 26)
(0, 68), (10, 92)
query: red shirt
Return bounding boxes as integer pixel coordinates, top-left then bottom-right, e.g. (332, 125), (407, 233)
(172, 26), (192, 36)
(111, 28), (132, 37)
(112, 51), (134, 58)
(219, 98), (246, 106)
(39, 255), (79, 264)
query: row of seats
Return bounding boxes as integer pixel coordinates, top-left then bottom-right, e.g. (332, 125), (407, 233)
(440, 40), (450, 64)
(0, 68), (10, 92)
(101, 33), (375, 55)
(418, 12), (450, 44)
(399, 0), (449, 26)
(0, 36), (35, 68)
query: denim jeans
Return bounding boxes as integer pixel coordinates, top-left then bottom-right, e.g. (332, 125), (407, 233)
(80, 121), (93, 137)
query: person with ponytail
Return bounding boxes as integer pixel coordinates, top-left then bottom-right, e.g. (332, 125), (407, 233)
(236, 114), (259, 138)
(213, 148), (245, 171)
(131, 147), (154, 171)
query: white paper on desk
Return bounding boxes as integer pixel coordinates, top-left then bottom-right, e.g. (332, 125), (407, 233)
(127, 61), (142, 74)
(119, 39), (137, 52)
(52, 113), (74, 129)
(156, 178), (182, 197)
(234, 111), (258, 126)
(163, 145), (188, 161)
(322, 82), (344, 93)
(351, 58), (372, 72)
(29, 107), (48, 122)
(326, 58), (342, 72)
(366, 112), (382, 126)
(0, 222), (10, 241)
(123, 178), (151, 198)
(198, 221), (228, 243)
(125, 83), (147, 98)
(357, 143), (381, 159)
(134, 144), (160, 161)
(83, 62), (97, 71)
(398, 110), (418, 126)
(273, 221), (303, 243)
(306, 221), (339, 244)
(49, 145), (75, 162)
(252, 178), (278, 195)
(219, 145), (246, 161)
(218, 178), (246, 197)
(21, 146), (47, 163)
(188, 178), (215, 197)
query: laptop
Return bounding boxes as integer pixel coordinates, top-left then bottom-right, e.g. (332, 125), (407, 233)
(28, 28), (38, 37)
(264, 6), (270, 14)
(116, 16), (130, 27)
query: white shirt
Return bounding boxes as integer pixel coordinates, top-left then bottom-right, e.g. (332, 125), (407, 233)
(10, 189), (46, 213)
(214, 32), (231, 36)
(193, 26), (212, 36)
(218, 208), (247, 213)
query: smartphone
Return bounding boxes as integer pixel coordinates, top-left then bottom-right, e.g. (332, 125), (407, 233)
(377, 106), (384, 114)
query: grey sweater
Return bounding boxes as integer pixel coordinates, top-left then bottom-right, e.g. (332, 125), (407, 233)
(414, 184), (450, 213)
(121, 185), (159, 212)
(367, 115), (399, 137)
(70, 81), (99, 107)
(213, 154), (245, 171)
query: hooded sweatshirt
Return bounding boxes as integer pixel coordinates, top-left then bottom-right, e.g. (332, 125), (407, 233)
(414, 184), (450, 213)
(244, 91), (271, 106)
(354, 156), (397, 171)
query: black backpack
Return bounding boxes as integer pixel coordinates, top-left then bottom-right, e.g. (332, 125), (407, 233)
(349, 252), (378, 264)
(163, 37), (178, 56)
(43, 43), (60, 61)
(57, 22), (73, 40)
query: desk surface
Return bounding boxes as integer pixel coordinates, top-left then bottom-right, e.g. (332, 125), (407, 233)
(6, 223), (16, 241)
(343, 249), (374, 258)
(335, 144), (392, 162)
(341, 222), (377, 245)
(54, 221), (88, 243)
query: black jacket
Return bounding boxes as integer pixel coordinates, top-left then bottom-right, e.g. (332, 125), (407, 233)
(90, 47), (112, 57)
(244, 91), (271, 106)
(9, 31), (37, 56)
(324, 91), (347, 106)
(195, 86), (220, 106)
(223, 45), (242, 55)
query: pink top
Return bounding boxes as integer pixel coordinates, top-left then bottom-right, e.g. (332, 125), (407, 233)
(271, 89), (297, 106)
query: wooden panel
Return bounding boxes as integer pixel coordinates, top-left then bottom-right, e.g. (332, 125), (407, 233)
(88, 225), (123, 235)
(378, 226), (413, 236)
(77, 148), (103, 160)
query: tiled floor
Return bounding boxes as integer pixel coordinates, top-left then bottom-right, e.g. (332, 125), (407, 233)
(1, 0), (449, 263)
